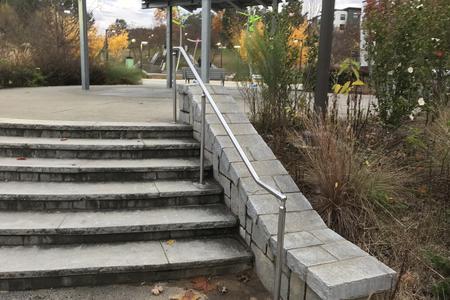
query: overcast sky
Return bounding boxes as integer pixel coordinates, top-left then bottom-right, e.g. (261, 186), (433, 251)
(87, 0), (362, 31)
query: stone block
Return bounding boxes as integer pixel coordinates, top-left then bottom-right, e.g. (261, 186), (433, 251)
(239, 225), (246, 240)
(287, 246), (338, 279)
(290, 272), (306, 300)
(305, 285), (323, 300)
(237, 176), (277, 197)
(251, 220), (269, 252)
(247, 192), (312, 220)
(269, 231), (323, 253)
(273, 175), (301, 193)
(245, 216), (253, 234)
(216, 173), (231, 197)
(310, 228), (345, 244)
(307, 256), (396, 300)
(223, 112), (250, 124)
(258, 210), (327, 237)
(281, 271), (290, 300)
(231, 160), (288, 180)
(321, 240), (369, 260)
(251, 242), (275, 293)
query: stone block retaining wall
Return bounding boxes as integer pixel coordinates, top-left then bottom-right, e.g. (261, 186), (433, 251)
(179, 85), (396, 300)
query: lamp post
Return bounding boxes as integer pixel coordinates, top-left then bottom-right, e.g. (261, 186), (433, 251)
(140, 41), (148, 70)
(148, 34), (154, 59)
(216, 42), (226, 68)
(129, 38), (136, 57)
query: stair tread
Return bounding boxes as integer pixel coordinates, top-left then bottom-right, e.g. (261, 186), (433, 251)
(0, 157), (210, 171)
(0, 204), (235, 234)
(0, 237), (251, 278)
(0, 180), (221, 200)
(0, 118), (193, 131)
(0, 136), (199, 150)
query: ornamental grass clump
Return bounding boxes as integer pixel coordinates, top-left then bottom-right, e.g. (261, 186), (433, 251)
(293, 116), (408, 241)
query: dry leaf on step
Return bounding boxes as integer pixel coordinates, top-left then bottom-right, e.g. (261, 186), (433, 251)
(192, 276), (216, 292)
(237, 274), (250, 283)
(151, 284), (164, 295)
(170, 289), (202, 300)
(218, 285), (228, 294)
(166, 239), (176, 246)
(16, 157), (27, 160)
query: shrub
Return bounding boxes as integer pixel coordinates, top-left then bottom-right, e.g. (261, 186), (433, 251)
(292, 116), (408, 241)
(102, 63), (142, 85)
(364, 0), (450, 126)
(240, 1), (306, 133)
(0, 62), (45, 88)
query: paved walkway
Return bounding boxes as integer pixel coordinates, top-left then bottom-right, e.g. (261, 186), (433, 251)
(0, 79), (375, 123)
(0, 80), (245, 123)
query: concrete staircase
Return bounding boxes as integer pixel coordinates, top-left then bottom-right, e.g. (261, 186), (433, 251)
(0, 119), (252, 291)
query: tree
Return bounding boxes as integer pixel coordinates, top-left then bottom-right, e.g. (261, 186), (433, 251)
(108, 19), (128, 34)
(221, 8), (246, 48)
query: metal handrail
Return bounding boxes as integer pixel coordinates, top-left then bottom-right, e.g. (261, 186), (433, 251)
(172, 47), (287, 300)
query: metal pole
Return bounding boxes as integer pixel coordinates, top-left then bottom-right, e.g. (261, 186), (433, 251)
(201, 0), (211, 82)
(166, 5), (173, 88)
(314, 0), (335, 116)
(172, 50), (177, 123)
(140, 44), (143, 70)
(273, 198), (287, 300)
(78, 0), (89, 90)
(199, 93), (206, 184)
(105, 29), (109, 62)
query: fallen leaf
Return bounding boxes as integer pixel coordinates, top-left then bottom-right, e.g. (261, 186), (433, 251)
(417, 185), (428, 194)
(166, 239), (176, 246)
(192, 276), (216, 292)
(237, 274), (250, 283)
(60, 138), (68, 141)
(218, 285), (228, 294)
(151, 284), (164, 295)
(16, 157), (27, 160)
(170, 289), (202, 300)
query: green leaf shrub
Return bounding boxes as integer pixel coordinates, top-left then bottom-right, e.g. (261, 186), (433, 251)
(364, 0), (450, 126)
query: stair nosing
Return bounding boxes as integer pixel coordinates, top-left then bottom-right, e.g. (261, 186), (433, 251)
(0, 237), (252, 280)
(0, 204), (236, 236)
(0, 157), (212, 173)
(0, 119), (193, 131)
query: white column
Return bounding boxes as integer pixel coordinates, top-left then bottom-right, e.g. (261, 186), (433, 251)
(78, 0), (89, 90)
(201, 0), (211, 83)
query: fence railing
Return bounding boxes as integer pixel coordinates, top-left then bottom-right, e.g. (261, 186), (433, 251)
(172, 47), (287, 300)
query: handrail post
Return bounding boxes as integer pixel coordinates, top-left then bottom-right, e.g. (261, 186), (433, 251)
(199, 92), (206, 185)
(273, 198), (287, 300)
(172, 49), (177, 123)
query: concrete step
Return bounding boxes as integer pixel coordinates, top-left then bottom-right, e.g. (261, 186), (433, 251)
(0, 119), (193, 139)
(0, 204), (237, 245)
(0, 237), (252, 291)
(0, 180), (222, 211)
(0, 157), (211, 182)
(0, 136), (200, 159)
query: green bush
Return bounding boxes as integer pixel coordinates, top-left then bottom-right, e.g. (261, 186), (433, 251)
(0, 62), (45, 88)
(243, 1), (305, 132)
(102, 64), (142, 85)
(364, 0), (450, 126)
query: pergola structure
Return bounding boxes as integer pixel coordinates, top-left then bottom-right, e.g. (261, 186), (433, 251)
(76, 0), (280, 90)
(141, 0), (278, 88)
(77, 0), (334, 115)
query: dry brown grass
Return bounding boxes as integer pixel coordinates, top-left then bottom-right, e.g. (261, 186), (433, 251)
(260, 110), (449, 299)
(289, 116), (408, 242)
